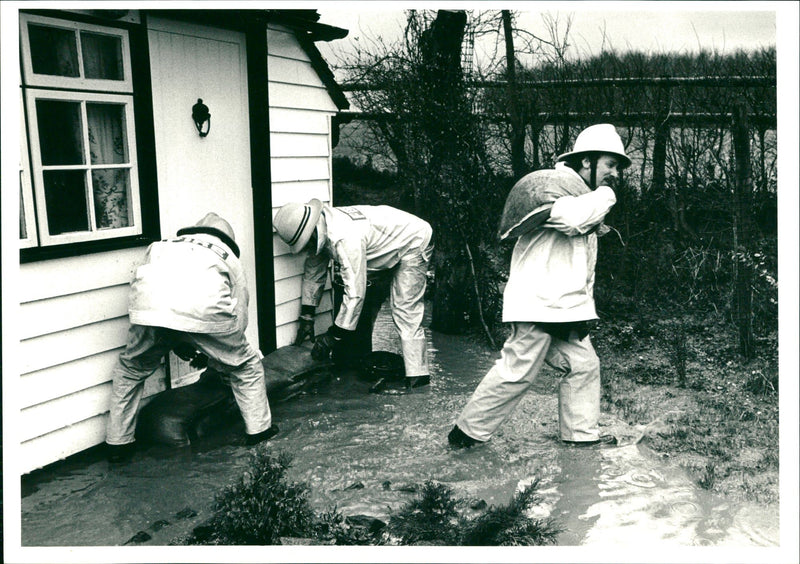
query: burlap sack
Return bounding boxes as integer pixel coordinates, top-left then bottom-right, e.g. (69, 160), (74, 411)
(498, 168), (590, 241)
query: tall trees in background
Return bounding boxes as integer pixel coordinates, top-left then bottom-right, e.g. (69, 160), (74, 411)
(334, 9), (777, 352)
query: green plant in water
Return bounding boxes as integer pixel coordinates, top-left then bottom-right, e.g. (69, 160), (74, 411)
(388, 479), (561, 546)
(389, 480), (462, 545)
(313, 506), (384, 545)
(698, 462), (717, 490)
(194, 452), (562, 546)
(203, 449), (315, 545)
(459, 479), (562, 546)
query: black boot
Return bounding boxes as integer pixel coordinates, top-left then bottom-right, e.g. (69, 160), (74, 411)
(562, 434), (618, 448)
(107, 442), (136, 463)
(447, 425), (483, 449)
(245, 425), (280, 446)
(405, 375), (430, 389)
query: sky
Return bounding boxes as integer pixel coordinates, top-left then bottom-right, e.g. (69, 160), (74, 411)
(316, 2), (777, 77)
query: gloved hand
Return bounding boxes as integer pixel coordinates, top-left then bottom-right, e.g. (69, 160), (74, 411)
(189, 353), (208, 369)
(172, 343), (208, 369)
(311, 324), (355, 362)
(172, 342), (195, 362)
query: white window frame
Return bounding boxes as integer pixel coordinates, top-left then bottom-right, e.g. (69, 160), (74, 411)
(19, 13), (133, 94)
(20, 12), (143, 248)
(24, 88), (142, 245)
(19, 93), (38, 249)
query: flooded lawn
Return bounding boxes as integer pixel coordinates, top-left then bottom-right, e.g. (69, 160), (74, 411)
(20, 305), (779, 549)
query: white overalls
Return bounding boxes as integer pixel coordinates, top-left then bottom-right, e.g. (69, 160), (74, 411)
(301, 205), (434, 377)
(106, 233), (272, 445)
(456, 165), (616, 442)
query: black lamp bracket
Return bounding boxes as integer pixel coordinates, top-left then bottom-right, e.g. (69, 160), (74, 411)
(191, 98), (211, 137)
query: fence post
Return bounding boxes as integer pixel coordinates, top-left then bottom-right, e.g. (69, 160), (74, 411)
(651, 88), (670, 196)
(732, 102), (755, 359)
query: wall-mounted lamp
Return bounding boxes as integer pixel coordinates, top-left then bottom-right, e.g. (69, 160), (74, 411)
(191, 98), (211, 137)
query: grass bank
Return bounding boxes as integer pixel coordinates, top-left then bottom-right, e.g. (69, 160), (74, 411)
(593, 313), (779, 505)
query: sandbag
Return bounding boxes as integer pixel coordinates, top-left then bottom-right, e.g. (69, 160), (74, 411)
(136, 345), (334, 446)
(136, 370), (235, 447)
(498, 169), (590, 241)
(261, 344), (334, 401)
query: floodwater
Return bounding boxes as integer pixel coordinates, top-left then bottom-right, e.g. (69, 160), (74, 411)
(20, 305), (779, 549)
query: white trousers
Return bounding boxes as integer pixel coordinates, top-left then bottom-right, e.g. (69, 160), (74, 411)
(456, 322), (601, 442)
(390, 239), (434, 377)
(106, 324), (272, 445)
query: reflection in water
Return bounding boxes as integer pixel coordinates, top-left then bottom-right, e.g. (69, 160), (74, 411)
(21, 305), (778, 547)
(559, 444), (780, 548)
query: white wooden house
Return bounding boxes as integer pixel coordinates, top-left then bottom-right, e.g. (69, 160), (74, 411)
(10, 8), (348, 475)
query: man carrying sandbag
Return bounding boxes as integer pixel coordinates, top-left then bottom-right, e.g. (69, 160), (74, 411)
(448, 124), (630, 449)
(105, 213), (278, 463)
(273, 200), (433, 393)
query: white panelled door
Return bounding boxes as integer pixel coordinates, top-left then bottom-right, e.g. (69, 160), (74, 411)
(147, 18), (259, 382)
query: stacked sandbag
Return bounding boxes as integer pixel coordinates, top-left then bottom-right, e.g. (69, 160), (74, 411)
(135, 370), (236, 447)
(136, 345), (334, 446)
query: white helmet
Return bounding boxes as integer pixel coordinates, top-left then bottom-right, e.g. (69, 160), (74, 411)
(177, 212), (240, 257)
(273, 199), (323, 254)
(556, 124), (631, 169)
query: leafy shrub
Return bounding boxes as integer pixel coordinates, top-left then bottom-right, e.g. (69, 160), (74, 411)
(388, 481), (462, 544)
(388, 479), (561, 546)
(743, 368), (778, 395)
(313, 507), (384, 545)
(202, 449), (315, 545)
(459, 480), (562, 546)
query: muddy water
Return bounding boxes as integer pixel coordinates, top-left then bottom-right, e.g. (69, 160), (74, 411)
(20, 305), (779, 548)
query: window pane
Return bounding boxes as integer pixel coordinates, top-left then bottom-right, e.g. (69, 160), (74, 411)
(81, 32), (124, 80)
(93, 169), (131, 229)
(28, 24), (79, 77)
(88, 103), (128, 164)
(36, 100), (85, 166)
(43, 170), (89, 235)
(20, 176), (28, 239)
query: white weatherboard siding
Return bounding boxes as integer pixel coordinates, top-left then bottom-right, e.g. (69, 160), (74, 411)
(16, 16), (344, 474)
(18, 249), (167, 475)
(269, 24), (338, 347)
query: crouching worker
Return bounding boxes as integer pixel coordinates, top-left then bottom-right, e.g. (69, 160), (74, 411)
(273, 200), (433, 393)
(449, 124), (630, 449)
(105, 213), (277, 463)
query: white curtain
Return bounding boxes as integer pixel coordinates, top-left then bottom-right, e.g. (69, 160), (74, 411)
(81, 32), (123, 81)
(88, 103), (130, 229)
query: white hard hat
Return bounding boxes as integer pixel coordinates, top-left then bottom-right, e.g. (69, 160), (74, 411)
(273, 199), (323, 254)
(556, 124), (631, 169)
(177, 212), (240, 257)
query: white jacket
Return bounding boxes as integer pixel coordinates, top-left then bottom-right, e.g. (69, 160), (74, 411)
(302, 205), (432, 330)
(502, 164), (616, 322)
(128, 233), (248, 334)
